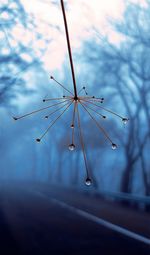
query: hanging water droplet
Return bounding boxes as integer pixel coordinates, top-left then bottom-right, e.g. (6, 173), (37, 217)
(112, 143), (117, 150)
(70, 124), (74, 128)
(68, 143), (75, 151)
(85, 178), (92, 186)
(102, 115), (106, 119)
(50, 76), (54, 79)
(36, 138), (41, 142)
(122, 118), (129, 124)
(45, 116), (48, 119)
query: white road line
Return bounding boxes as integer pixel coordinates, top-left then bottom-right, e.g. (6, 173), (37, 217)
(36, 192), (150, 246)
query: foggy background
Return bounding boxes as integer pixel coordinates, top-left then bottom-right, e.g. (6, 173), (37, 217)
(0, 0), (150, 196)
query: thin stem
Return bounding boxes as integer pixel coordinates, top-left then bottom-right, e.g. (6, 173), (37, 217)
(13, 99), (71, 120)
(60, 0), (78, 98)
(80, 98), (123, 119)
(38, 101), (73, 141)
(45, 101), (71, 118)
(79, 101), (113, 144)
(51, 76), (74, 96)
(76, 104), (90, 178)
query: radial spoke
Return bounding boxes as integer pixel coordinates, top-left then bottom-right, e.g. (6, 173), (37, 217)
(37, 101), (73, 141)
(79, 101), (113, 144)
(13, 99), (71, 120)
(81, 101), (106, 119)
(85, 98), (104, 103)
(80, 98), (123, 119)
(76, 104), (90, 180)
(50, 76), (74, 96)
(43, 96), (72, 102)
(83, 88), (88, 96)
(71, 101), (77, 144)
(78, 86), (88, 96)
(79, 96), (104, 103)
(45, 101), (71, 119)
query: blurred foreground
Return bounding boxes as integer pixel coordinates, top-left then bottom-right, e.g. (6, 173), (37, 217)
(0, 182), (149, 255)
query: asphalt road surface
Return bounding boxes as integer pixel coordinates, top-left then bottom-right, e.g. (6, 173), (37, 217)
(0, 182), (149, 255)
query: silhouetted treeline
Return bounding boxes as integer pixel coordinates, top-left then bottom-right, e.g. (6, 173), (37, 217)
(80, 0), (150, 195)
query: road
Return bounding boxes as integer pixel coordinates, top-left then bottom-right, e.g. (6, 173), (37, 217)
(0, 182), (149, 255)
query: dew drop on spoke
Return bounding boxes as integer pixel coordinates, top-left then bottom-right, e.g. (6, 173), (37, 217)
(68, 143), (75, 151)
(85, 178), (92, 186)
(111, 143), (117, 150)
(122, 118), (129, 124)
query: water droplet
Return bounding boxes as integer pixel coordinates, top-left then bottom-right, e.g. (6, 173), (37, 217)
(50, 76), (54, 79)
(122, 118), (129, 124)
(102, 115), (106, 119)
(63, 95), (65, 98)
(85, 178), (92, 186)
(68, 143), (75, 151)
(36, 138), (41, 142)
(45, 116), (48, 119)
(13, 117), (18, 121)
(70, 124), (74, 128)
(92, 96), (95, 98)
(101, 98), (104, 101)
(112, 143), (117, 150)
(43, 99), (46, 102)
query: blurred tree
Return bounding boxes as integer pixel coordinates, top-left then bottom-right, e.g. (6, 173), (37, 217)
(81, 0), (150, 196)
(0, 0), (63, 184)
(0, 0), (58, 107)
(113, 0), (150, 196)
(0, 0), (40, 107)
